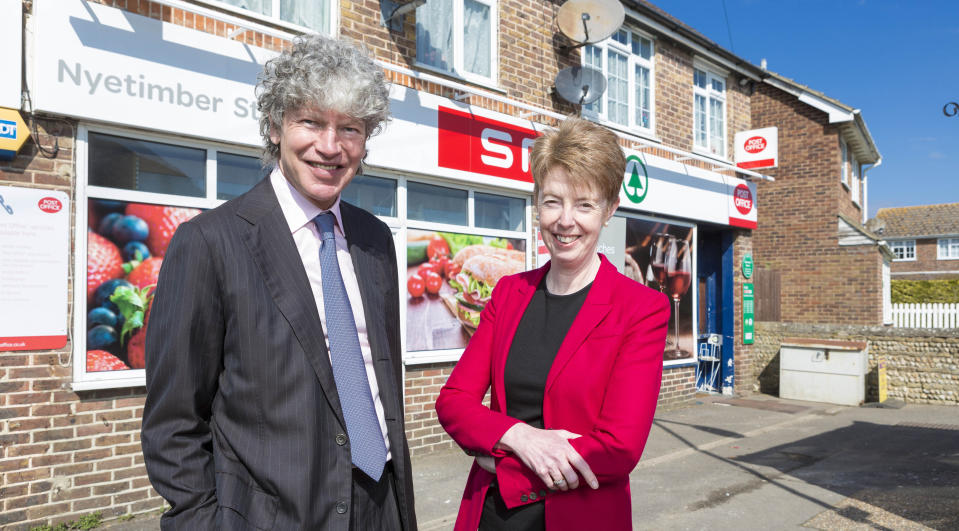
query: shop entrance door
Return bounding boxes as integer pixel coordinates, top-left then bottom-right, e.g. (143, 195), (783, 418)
(696, 229), (730, 393)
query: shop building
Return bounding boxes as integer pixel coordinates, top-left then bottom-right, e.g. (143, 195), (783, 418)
(873, 203), (959, 281)
(0, 0), (866, 527)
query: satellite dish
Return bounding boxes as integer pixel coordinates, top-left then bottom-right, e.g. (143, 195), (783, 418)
(554, 66), (607, 105)
(556, 0), (625, 45)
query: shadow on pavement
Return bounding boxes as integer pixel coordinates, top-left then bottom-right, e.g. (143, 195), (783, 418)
(734, 421), (959, 530)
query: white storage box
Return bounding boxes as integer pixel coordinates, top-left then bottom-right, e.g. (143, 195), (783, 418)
(779, 339), (869, 406)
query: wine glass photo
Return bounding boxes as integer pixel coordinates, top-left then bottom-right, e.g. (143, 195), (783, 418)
(665, 237), (691, 360)
(650, 233), (673, 346)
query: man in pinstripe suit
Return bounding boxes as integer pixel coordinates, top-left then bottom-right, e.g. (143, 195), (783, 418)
(141, 35), (416, 530)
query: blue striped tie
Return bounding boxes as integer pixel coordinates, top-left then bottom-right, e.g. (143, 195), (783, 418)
(314, 212), (387, 480)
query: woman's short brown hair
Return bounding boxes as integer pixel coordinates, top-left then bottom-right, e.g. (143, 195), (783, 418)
(529, 117), (625, 205)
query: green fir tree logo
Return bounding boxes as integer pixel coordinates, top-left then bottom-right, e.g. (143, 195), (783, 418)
(622, 155), (649, 204)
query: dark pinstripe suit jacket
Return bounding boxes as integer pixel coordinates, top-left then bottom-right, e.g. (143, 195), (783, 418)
(141, 178), (416, 530)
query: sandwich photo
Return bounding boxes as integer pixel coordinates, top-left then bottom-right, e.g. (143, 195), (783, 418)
(448, 245), (525, 332)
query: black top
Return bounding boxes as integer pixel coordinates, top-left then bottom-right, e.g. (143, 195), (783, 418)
(479, 277), (592, 531)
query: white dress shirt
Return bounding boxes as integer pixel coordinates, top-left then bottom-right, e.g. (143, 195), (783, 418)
(270, 168), (391, 459)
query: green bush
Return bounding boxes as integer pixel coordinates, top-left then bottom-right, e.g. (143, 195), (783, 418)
(891, 279), (959, 303)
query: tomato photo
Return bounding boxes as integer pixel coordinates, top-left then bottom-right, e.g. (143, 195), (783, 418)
(407, 274), (425, 298)
(417, 262), (437, 277)
(425, 271), (443, 295)
(427, 235), (450, 260)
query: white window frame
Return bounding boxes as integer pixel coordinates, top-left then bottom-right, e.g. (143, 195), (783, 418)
(692, 62), (727, 159)
(581, 28), (656, 136)
(890, 239), (916, 262)
(386, 173), (532, 365)
(73, 124), (261, 390)
(938, 238), (959, 260)
(195, 0), (336, 36)
(840, 139), (849, 187)
(415, 0), (499, 87)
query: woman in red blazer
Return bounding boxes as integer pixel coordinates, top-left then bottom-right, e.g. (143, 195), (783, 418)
(436, 118), (670, 530)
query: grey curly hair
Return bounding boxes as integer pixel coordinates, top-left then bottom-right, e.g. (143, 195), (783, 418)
(256, 34), (391, 166)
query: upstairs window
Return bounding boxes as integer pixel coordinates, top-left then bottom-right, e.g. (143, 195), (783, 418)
(582, 29), (654, 133)
(890, 240), (915, 261)
(938, 238), (959, 260)
(416, 0), (497, 84)
(840, 139), (849, 186)
(211, 0), (333, 34)
(693, 66), (726, 158)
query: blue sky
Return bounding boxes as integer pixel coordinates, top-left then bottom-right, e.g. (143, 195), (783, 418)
(650, 0), (959, 218)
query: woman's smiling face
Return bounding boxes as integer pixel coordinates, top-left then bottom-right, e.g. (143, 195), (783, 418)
(537, 167), (618, 273)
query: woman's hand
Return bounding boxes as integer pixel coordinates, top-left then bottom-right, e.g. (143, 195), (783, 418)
(496, 423), (598, 491)
(475, 455), (496, 474)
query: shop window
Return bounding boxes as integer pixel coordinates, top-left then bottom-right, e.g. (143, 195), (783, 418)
(693, 67), (726, 158)
(403, 179), (530, 364)
(890, 240), (915, 261)
(407, 181), (469, 225)
(76, 127), (260, 390)
(475, 191), (525, 231)
(88, 133), (206, 197)
(416, 0), (497, 84)
(938, 238), (959, 260)
(207, 0), (333, 34)
(582, 29), (654, 133)
(217, 152), (264, 200)
(341, 174), (398, 218)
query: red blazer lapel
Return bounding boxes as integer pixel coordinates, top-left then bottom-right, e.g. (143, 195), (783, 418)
(544, 255), (616, 395)
(492, 264), (547, 411)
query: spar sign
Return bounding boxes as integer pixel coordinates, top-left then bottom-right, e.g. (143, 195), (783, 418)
(734, 127), (777, 170)
(437, 106), (538, 183)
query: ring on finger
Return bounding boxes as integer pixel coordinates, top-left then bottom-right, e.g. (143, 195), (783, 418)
(553, 478), (566, 487)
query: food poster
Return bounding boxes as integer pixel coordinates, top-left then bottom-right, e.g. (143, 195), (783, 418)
(406, 230), (527, 352)
(85, 199), (201, 372)
(623, 218), (695, 362)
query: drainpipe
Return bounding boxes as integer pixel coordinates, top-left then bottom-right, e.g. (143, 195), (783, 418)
(861, 156), (882, 225)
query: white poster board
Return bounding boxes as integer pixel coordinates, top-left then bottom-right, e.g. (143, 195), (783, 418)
(0, 186), (70, 351)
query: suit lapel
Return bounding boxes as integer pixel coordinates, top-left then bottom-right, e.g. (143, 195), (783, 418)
(236, 179), (346, 428)
(544, 257), (615, 394)
(493, 266), (546, 410)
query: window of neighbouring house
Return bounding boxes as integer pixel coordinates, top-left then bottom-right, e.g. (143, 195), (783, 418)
(840, 139), (849, 186)
(582, 29), (654, 134)
(938, 238), (959, 260)
(204, 0), (334, 34)
(850, 154), (860, 205)
(76, 126), (261, 390)
(693, 66), (726, 158)
(890, 240), (916, 261)
(416, 0), (497, 85)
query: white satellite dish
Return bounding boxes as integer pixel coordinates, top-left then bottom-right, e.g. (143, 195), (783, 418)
(554, 65), (607, 106)
(556, 0), (625, 45)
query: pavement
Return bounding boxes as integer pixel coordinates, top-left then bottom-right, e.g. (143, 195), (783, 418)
(103, 394), (959, 530)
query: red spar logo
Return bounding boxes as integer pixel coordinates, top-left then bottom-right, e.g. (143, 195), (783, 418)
(744, 136), (767, 154)
(38, 197), (62, 213)
(734, 184), (753, 215)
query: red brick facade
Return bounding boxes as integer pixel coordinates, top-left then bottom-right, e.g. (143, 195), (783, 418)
(749, 83), (883, 325)
(889, 238), (959, 280)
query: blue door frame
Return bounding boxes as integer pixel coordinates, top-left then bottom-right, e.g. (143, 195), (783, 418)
(696, 230), (735, 393)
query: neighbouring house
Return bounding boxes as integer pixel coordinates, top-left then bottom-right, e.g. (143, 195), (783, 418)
(872, 202), (959, 281)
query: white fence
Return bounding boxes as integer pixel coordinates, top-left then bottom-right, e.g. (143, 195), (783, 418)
(891, 303), (959, 328)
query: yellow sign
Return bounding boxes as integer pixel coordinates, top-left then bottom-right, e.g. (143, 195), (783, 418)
(877, 356), (887, 403)
(0, 108), (30, 161)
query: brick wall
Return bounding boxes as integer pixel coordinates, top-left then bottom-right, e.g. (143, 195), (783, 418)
(890, 238), (959, 279)
(750, 321), (959, 405)
(750, 82), (883, 325)
(404, 364), (457, 456)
